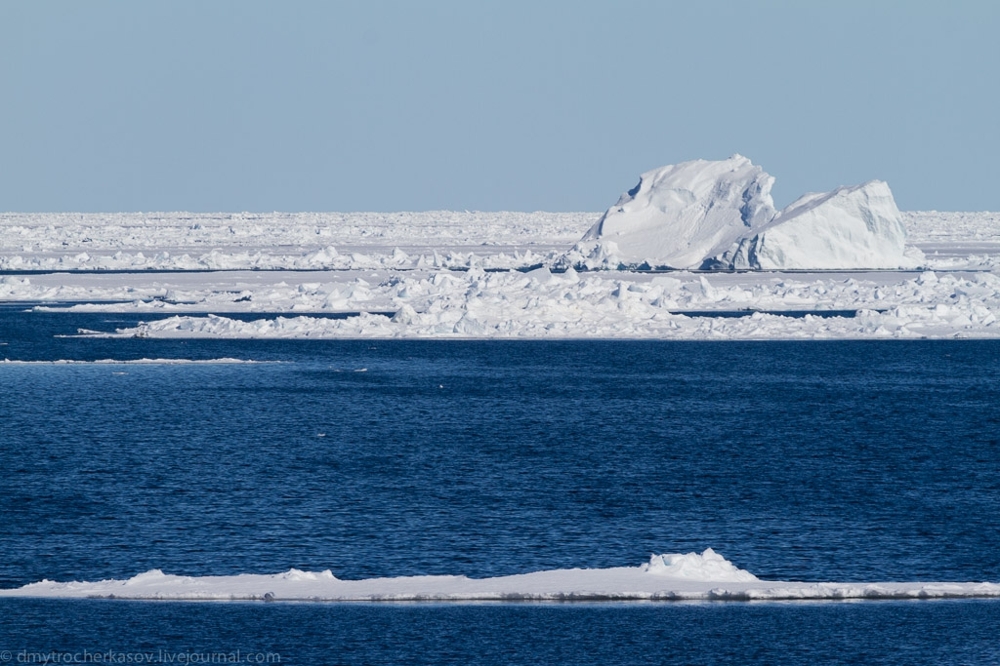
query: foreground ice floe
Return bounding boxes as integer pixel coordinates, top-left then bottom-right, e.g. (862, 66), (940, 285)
(4, 550), (999, 602)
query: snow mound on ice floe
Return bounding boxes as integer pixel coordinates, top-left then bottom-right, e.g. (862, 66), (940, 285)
(584, 156), (920, 270)
(642, 548), (758, 582)
(583, 155), (776, 269)
(709, 180), (919, 270)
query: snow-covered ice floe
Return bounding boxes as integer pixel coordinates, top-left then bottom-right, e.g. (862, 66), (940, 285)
(580, 155), (920, 270)
(4, 550), (999, 602)
(67, 270), (1000, 339)
(83, 309), (1000, 340)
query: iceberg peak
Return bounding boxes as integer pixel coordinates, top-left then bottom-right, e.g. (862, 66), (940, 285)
(583, 155), (776, 269)
(642, 548), (760, 582)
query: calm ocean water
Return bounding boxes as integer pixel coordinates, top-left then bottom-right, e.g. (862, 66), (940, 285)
(3, 308), (1000, 663)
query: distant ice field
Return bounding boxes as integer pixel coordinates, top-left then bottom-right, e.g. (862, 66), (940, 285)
(1, 210), (999, 339)
(2, 210), (999, 270)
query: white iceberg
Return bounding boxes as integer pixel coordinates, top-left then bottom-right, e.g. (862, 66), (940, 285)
(584, 156), (921, 270)
(583, 155), (776, 269)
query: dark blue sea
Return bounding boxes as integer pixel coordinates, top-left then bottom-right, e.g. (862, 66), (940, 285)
(3, 307), (1000, 664)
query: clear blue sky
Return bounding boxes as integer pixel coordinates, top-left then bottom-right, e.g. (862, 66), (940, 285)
(2, 1), (998, 212)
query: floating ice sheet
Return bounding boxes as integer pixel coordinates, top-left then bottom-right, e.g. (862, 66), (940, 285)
(4, 550), (999, 602)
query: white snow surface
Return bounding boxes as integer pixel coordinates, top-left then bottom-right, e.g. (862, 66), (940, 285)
(2, 210), (1000, 340)
(586, 157), (917, 270)
(0, 211), (587, 272)
(4, 550), (999, 602)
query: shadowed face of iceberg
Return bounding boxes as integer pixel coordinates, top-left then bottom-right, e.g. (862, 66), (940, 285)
(583, 157), (920, 271)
